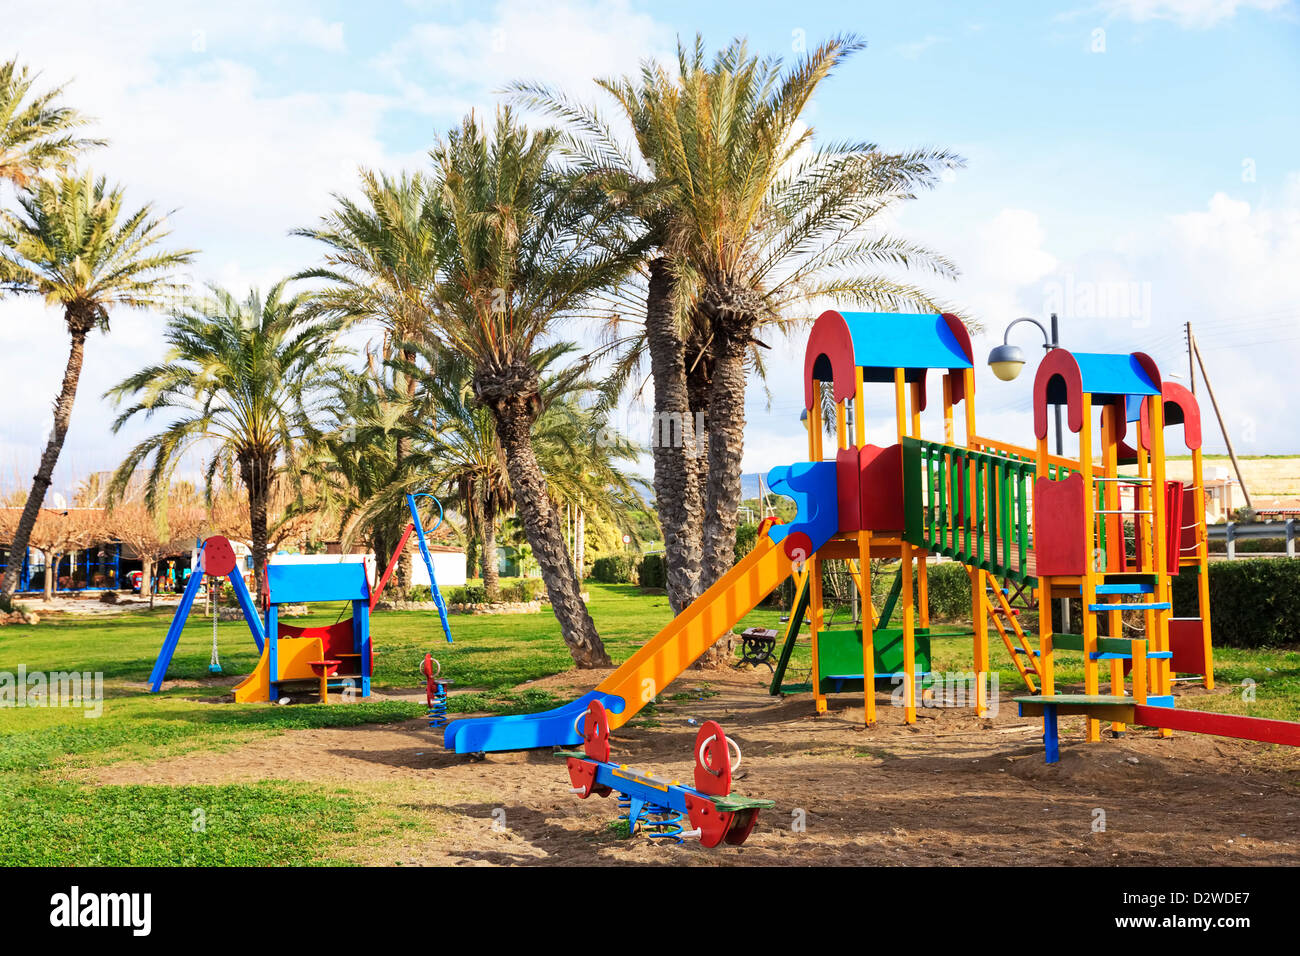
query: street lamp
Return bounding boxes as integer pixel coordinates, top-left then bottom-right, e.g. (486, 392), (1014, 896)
(987, 313), (1064, 457)
(988, 313), (1070, 629)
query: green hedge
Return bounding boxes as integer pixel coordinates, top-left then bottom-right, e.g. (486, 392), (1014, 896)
(638, 553), (666, 589)
(591, 555), (637, 584)
(1173, 559), (1300, 648)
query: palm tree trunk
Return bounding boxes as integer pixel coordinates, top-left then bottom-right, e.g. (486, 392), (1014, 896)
(697, 319), (752, 669)
(490, 400), (610, 667)
(240, 452), (274, 603)
(1, 325), (89, 601)
(702, 334), (749, 583)
(645, 257), (703, 614)
(393, 350), (418, 596)
(481, 493), (500, 602)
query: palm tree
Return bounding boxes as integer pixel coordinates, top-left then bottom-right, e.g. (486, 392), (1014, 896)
(295, 171), (440, 593)
(418, 110), (645, 665)
(0, 59), (104, 187)
(391, 342), (513, 601)
(299, 347), (414, 575)
(0, 172), (194, 600)
(105, 282), (348, 597)
(518, 35), (963, 600)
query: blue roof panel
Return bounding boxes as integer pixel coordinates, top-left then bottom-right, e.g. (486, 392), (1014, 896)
(1072, 352), (1159, 398)
(841, 312), (973, 372)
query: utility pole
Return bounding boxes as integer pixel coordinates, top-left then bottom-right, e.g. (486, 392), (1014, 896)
(1185, 321), (1196, 396)
(1190, 331), (1254, 511)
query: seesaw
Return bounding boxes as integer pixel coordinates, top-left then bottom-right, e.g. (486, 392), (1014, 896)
(559, 699), (774, 847)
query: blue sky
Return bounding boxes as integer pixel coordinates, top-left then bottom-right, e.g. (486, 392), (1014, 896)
(2, 0), (1298, 501)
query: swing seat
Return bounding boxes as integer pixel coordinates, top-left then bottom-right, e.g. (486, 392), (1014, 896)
(308, 659), (343, 677)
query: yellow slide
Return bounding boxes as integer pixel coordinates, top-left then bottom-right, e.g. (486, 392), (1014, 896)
(596, 535), (794, 729)
(232, 636), (324, 703)
(444, 535), (794, 752)
(232, 652), (270, 703)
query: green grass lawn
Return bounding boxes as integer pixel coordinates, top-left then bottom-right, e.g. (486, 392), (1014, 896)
(1, 581), (1297, 864)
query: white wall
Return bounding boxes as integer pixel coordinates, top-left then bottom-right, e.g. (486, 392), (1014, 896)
(409, 550), (467, 588)
(268, 549), (467, 590)
(269, 552), (377, 586)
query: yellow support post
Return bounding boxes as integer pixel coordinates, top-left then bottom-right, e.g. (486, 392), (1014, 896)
(1131, 639), (1148, 704)
(893, 368), (907, 442)
(854, 366), (867, 449)
(858, 530), (875, 725)
(1079, 394), (1101, 742)
(1150, 395), (1173, 736)
(1192, 445), (1214, 688)
(1037, 434), (1055, 697)
(901, 542), (917, 724)
(810, 552), (827, 714)
(970, 564), (989, 717)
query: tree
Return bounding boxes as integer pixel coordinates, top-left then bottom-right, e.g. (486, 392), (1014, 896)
(414, 109), (645, 667)
(298, 347), (415, 581)
(106, 282), (347, 599)
(518, 37), (962, 611)
(0, 171), (194, 601)
(0, 59), (103, 187)
(105, 486), (204, 605)
(396, 343), (513, 601)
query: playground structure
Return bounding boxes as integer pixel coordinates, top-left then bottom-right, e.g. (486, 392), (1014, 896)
(441, 309), (1300, 766)
(560, 699), (773, 846)
(148, 493), (454, 701)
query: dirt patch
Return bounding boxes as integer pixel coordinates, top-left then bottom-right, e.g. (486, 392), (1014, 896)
(86, 667), (1300, 865)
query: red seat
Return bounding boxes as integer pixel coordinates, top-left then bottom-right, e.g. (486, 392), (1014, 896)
(308, 659), (342, 677)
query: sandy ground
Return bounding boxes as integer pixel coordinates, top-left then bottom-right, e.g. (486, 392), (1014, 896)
(12, 594), (183, 616)
(87, 667), (1300, 866)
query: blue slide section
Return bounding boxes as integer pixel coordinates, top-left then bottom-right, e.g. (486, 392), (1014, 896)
(443, 690), (626, 753)
(765, 461), (839, 554)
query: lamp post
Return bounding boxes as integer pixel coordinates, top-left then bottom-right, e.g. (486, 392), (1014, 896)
(987, 313), (1069, 630)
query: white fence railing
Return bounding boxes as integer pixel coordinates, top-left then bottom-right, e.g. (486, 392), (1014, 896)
(1207, 520), (1298, 559)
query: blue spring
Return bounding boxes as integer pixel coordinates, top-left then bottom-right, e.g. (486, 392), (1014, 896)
(616, 794), (632, 827)
(427, 684), (450, 729)
(642, 803), (685, 845)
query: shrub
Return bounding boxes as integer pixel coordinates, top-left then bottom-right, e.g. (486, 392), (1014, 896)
(638, 553), (666, 590)
(1172, 558), (1300, 648)
(917, 562), (972, 622)
(734, 523), (759, 562)
(408, 585), (432, 602)
(592, 555), (637, 584)
(501, 579), (544, 603)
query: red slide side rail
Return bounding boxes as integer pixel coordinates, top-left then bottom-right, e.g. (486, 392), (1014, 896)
(370, 522), (415, 611)
(1132, 706), (1300, 747)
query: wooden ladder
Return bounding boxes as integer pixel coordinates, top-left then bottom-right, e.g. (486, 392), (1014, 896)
(983, 571), (1042, 693)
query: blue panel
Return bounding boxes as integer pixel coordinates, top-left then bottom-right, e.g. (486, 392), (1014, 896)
(1124, 393), (1144, 422)
(1143, 694), (1175, 708)
(839, 312), (973, 374)
(766, 460), (839, 554)
(1072, 352), (1159, 398)
(267, 562), (369, 604)
(443, 690), (625, 753)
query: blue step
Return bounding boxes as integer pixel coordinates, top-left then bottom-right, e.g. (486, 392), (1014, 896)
(1091, 651), (1174, 661)
(1094, 582), (1155, 595)
(1088, 602), (1171, 611)
(1011, 647), (1041, 656)
(1143, 695), (1175, 708)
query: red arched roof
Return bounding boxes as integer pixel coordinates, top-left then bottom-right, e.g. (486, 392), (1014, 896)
(1140, 381), (1203, 451)
(804, 310), (856, 410)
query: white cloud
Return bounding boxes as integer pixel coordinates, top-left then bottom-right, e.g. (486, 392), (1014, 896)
(894, 35), (948, 59)
(1097, 0), (1291, 28)
(372, 0), (675, 118)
